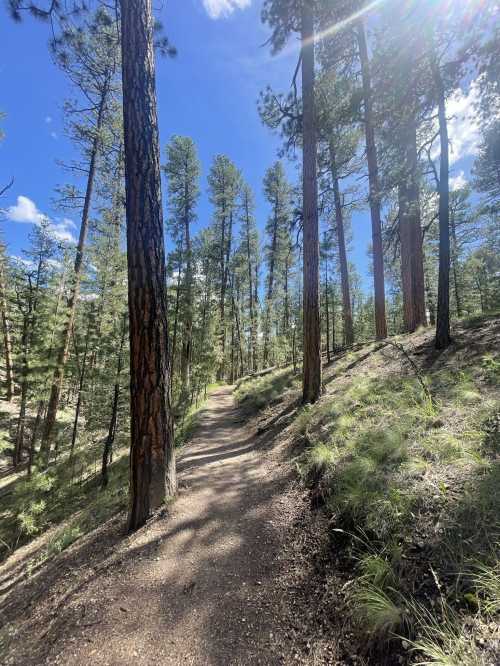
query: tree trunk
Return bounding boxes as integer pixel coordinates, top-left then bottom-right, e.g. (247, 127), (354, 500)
(13, 315), (29, 467)
(329, 142), (354, 345)
(69, 311), (93, 464)
(430, 42), (451, 350)
(120, 0), (176, 531)
(244, 196), (258, 373)
(39, 79), (109, 462)
(325, 259), (331, 363)
(450, 214), (462, 318)
(356, 19), (387, 340)
(180, 192), (193, 395)
(301, 1), (322, 404)
(0, 257), (14, 401)
(399, 112), (426, 332)
(102, 313), (126, 488)
(263, 199), (278, 366)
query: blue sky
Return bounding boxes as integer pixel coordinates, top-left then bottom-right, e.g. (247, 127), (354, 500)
(0, 0), (480, 288)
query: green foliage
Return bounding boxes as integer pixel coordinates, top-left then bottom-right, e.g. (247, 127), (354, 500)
(407, 602), (485, 666)
(352, 581), (404, 636)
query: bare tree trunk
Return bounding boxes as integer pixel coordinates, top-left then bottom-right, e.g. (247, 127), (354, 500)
(102, 313), (127, 488)
(69, 311), (93, 464)
(39, 81), (109, 462)
(430, 42), (451, 350)
(0, 257), (14, 401)
(329, 142), (354, 345)
(301, 1), (322, 403)
(121, 0), (176, 531)
(356, 19), (387, 340)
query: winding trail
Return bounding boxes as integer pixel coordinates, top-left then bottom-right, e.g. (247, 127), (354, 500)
(34, 386), (289, 665)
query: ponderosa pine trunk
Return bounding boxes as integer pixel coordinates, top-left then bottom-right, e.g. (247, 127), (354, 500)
(39, 81), (109, 462)
(329, 142), (354, 346)
(0, 257), (14, 401)
(120, 0), (176, 531)
(301, 1), (322, 404)
(430, 43), (451, 350)
(356, 18), (387, 340)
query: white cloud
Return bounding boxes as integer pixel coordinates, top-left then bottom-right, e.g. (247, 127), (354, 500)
(45, 116), (52, 124)
(450, 170), (468, 191)
(7, 195), (46, 224)
(5, 195), (77, 244)
(50, 131), (58, 140)
(202, 0), (251, 19)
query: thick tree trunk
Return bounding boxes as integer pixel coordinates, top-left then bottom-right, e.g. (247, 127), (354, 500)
(39, 82), (109, 462)
(329, 142), (354, 345)
(0, 258), (14, 401)
(121, 0), (176, 531)
(356, 19), (387, 340)
(301, 1), (322, 403)
(301, 0), (322, 403)
(430, 44), (451, 350)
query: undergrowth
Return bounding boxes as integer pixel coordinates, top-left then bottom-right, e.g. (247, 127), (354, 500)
(0, 388), (214, 565)
(239, 319), (500, 664)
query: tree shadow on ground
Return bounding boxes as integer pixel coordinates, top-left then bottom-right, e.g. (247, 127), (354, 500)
(0, 388), (293, 665)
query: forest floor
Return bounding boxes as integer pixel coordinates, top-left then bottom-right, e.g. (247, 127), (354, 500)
(1, 316), (499, 665)
(0, 385), (319, 665)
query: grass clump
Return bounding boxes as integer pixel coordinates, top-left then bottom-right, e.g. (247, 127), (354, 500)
(235, 368), (299, 413)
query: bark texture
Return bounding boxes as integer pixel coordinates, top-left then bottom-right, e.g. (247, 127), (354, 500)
(121, 0), (176, 531)
(301, 1), (322, 404)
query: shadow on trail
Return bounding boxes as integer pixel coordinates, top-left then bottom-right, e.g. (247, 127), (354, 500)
(0, 386), (291, 665)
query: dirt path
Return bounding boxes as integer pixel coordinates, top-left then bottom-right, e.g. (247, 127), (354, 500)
(3, 386), (295, 665)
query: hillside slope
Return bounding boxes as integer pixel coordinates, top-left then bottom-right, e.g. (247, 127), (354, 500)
(0, 316), (499, 665)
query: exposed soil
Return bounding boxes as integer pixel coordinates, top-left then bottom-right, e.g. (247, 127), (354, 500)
(0, 386), (315, 665)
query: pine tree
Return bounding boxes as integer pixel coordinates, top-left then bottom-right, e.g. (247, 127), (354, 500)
(120, 0), (176, 530)
(163, 136), (201, 399)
